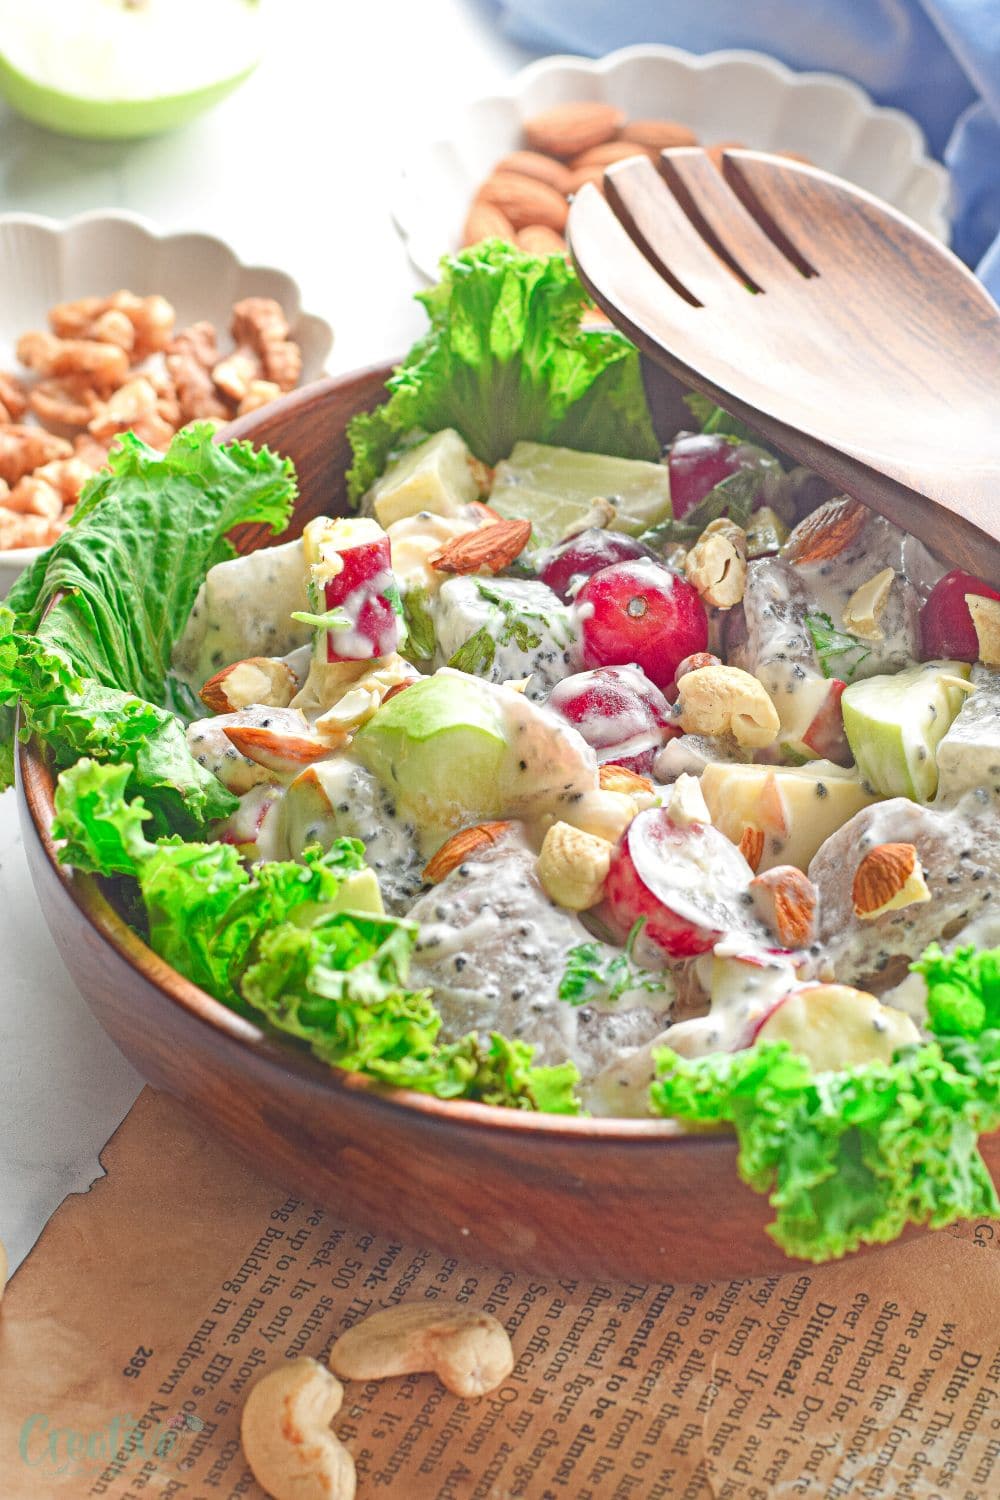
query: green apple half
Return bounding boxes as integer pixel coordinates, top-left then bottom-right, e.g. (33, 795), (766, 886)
(0, 0), (262, 139)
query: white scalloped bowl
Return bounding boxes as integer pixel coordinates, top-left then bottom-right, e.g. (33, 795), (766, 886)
(0, 210), (334, 596)
(393, 44), (951, 280)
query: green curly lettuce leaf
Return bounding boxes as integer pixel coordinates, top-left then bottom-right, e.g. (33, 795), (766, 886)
(52, 759), (581, 1114)
(346, 240), (658, 502)
(650, 944), (1000, 1260)
(0, 426), (297, 824)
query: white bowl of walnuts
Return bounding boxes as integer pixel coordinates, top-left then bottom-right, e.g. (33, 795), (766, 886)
(0, 210), (333, 597)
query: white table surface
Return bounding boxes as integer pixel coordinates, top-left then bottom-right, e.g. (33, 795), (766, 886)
(0, 0), (535, 1272)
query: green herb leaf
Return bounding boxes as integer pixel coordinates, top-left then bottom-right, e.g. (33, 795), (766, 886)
(448, 626), (496, 675)
(559, 920), (667, 1006)
(805, 610), (872, 682)
(346, 240), (658, 503)
(640, 465), (762, 548)
(290, 607), (352, 631)
(682, 392), (757, 443)
(400, 586), (436, 662)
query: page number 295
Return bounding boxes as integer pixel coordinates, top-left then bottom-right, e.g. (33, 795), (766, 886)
(123, 1346), (154, 1379)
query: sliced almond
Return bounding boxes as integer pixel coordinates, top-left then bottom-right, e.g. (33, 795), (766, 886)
(598, 763), (656, 802)
(523, 102), (625, 160)
(476, 172), (569, 232)
(782, 496), (869, 564)
(223, 724), (329, 773)
(750, 865), (817, 948)
(843, 567), (895, 641)
(200, 657), (297, 714)
(423, 822), (512, 883)
(738, 826), (765, 872)
(852, 842), (931, 920)
(966, 594), (1000, 666)
(429, 517), (531, 575)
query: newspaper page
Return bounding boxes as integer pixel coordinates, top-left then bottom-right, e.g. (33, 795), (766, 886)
(1, 1088), (999, 1499)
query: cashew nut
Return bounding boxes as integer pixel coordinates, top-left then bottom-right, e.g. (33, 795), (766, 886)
(559, 495), (618, 540)
(967, 594), (1000, 667)
(537, 820), (613, 909)
(240, 1358), (356, 1500)
(685, 517), (747, 608)
(562, 787), (639, 842)
(842, 567), (895, 641)
(676, 665), (780, 748)
(665, 773), (711, 828)
(329, 1304), (514, 1399)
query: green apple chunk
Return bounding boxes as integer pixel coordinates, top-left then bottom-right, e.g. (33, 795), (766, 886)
(0, 0), (261, 139)
(842, 660), (973, 803)
(489, 440), (671, 549)
(366, 429), (482, 528)
(352, 668), (597, 839)
(353, 671), (508, 832)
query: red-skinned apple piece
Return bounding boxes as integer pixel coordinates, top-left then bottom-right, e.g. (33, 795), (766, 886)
(602, 806), (758, 958)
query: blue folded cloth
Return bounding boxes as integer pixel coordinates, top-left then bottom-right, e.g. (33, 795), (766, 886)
(490, 0), (1000, 300)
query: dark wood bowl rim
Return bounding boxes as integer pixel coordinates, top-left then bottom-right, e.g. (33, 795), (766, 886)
(15, 366), (708, 1150)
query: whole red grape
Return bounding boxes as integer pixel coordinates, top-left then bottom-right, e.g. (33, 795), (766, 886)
(575, 559), (708, 691)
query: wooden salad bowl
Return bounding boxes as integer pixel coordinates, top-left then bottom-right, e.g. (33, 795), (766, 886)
(17, 364), (996, 1282)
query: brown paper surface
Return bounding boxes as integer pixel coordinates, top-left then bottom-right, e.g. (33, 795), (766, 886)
(2, 1089), (1000, 1500)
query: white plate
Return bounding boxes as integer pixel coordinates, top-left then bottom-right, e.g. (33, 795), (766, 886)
(393, 44), (950, 280)
(0, 209), (334, 595)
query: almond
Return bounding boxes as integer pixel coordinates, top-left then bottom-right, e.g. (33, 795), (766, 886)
(567, 164), (608, 196)
(495, 149), (574, 195)
(675, 651), (722, 680)
(463, 199), (515, 247)
(467, 499), (501, 523)
(524, 101), (625, 159)
(750, 865), (817, 947)
(200, 657), (297, 714)
(852, 842), (931, 920)
(782, 496), (869, 564)
(424, 822), (512, 883)
(516, 225), (567, 257)
(620, 119), (700, 152)
(223, 724), (329, 772)
(706, 140), (747, 172)
(777, 149), (813, 165)
(429, 517), (532, 575)
(570, 141), (655, 169)
(738, 826), (765, 873)
(476, 172), (568, 232)
(598, 763), (656, 800)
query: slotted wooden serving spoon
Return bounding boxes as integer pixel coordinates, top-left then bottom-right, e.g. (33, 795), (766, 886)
(567, 148), (1000, 579)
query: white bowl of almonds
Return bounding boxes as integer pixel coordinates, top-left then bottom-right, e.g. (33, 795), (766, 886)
(392, 44), (950, 279)
(0, 209), (333, 596)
